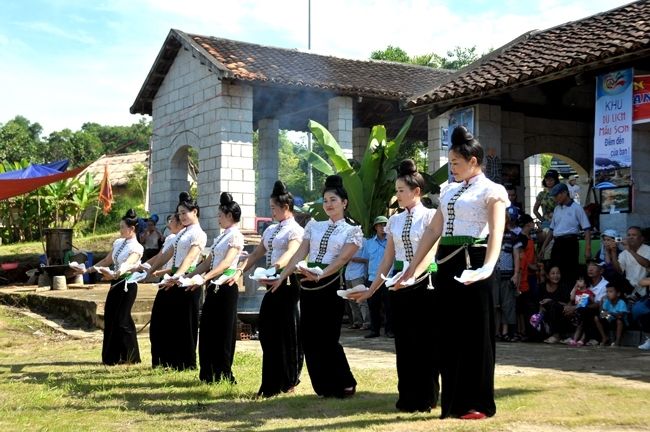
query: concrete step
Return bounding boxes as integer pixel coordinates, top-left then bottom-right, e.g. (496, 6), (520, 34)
(96, 311), (151, 330)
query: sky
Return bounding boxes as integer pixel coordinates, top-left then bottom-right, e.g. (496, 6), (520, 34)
(0, 0), (634, 135)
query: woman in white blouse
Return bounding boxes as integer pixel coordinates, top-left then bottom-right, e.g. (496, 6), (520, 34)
(145, 192), (207, 370)
(351, 159), (439, 413)
(231, 181), (304, 397)
(186, 192), (244, 383)
(399, 126), (508, 420)
(79, 209), (144, 365)
(272, 175), (362, 398)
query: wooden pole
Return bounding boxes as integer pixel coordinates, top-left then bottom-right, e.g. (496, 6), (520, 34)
(92, 202), (100, 235)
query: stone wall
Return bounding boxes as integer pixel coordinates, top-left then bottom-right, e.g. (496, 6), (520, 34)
(149, 48), (255, 239)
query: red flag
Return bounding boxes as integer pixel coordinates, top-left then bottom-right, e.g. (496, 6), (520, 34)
(98, 165), (113, 215)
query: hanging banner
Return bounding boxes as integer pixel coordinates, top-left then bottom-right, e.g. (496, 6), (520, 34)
(447, 107), (475, 182)
(594, 68), (633, 188)
(633, 74), (650, 124)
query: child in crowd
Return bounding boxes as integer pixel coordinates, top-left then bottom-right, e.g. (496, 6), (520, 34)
(594, 284), (628, 347)
(514, 214), (537, 341)
(494, 212), (519, 341)
(568, 274), (595, 346)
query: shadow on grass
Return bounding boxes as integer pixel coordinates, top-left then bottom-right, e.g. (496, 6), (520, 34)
(3, 359), (539, 431)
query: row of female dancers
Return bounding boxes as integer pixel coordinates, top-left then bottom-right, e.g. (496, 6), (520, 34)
(83, 125), (509, 420)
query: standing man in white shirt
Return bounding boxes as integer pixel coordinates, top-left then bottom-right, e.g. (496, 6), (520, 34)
(540, 182), (591, 286)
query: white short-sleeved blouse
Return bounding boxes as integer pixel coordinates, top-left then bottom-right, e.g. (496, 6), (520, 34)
(171, 223), (207, 268)
(439, 173), (509, 238)
(303, 218), (363, 264)
(261, 217), (304, 267)
(112, 237), (143, 267)
(385, 203), (436, 261)
(208, 226), (244, 271)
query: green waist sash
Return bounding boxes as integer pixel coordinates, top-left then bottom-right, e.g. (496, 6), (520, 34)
(171, 265), (196, 274)
(439, 236), (487, 246)
(306, 262), (329, 270)
(394, 260), (437, 273)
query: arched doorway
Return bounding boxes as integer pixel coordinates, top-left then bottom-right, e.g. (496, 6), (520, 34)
(523, 153), (590, 215)
(168, 131), (199, 207)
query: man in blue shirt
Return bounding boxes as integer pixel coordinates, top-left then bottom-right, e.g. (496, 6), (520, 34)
(540, 182), (592, 285)
(362, 216), (393, 338)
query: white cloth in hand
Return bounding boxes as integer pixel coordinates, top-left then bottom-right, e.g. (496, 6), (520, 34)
(127, 271), (148, 283)
(157, 273), (180, 286)
(177, 274), (205, 287)
(336, 284), (369, 299)
(249, 267), (278, 281)
(380, 262), (415, 288)
(454, 263), (495, 284)
(296, 261), (324, 276)
(68, 261), (86, 272)
(117, 262), (137, 276)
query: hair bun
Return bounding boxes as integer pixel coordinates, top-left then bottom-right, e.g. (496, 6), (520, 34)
(451, 126), (474, 146)
(398, 159), (417, 176)
(324, 175), (343, 189)
(178, 191), (191, 203)
(124, 209), (137, 219)
(220, 192), (234, 206)
(272, 180), (288, 197)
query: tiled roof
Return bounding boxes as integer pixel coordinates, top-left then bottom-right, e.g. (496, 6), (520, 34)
(408, 0), (650, 108)
(131, 29), (452, 115)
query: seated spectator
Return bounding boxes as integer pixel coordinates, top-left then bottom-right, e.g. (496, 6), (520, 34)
(536, 264), (571, 344)
(598, 229), (623, 281)
(595, 284), (629, 347)
(563, 260), (608, 345)
(611, 226), (650, 301)
(632, 277), (650, 350)
(567, 273), (595, 346)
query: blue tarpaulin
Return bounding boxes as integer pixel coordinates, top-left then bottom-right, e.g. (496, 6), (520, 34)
(0, 160), (85, 200)
(0, 160), (69, 180)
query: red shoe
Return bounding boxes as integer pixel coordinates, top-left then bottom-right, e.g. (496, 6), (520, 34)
(460, 411), (487, 420)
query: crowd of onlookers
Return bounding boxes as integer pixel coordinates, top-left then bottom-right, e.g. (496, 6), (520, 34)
(491, 168), (650, 350)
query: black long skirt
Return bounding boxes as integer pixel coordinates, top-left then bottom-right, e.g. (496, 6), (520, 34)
(257, 275), (303, 397)
(199, 282), (239, 383)
(300, 274), (356, 397)
(149, 284), (201, 370)
(389, 276), (439, 412)
(436, 245), (497, 419)
(102, 279), (141, 365)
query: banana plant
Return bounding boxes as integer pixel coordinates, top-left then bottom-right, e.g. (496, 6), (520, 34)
(304, 117), (449, 236)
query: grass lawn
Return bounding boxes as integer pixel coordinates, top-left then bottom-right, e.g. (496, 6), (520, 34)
(0, 305), (648, 432)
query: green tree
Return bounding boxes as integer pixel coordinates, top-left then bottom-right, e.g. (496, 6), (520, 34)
(440, 46), (480, 70)
(370, 45), (483, 70)
(44, 129), (103, 165)
(370, 45), (411, 63)
(0, 116), (43, 161)
(541, 154), (553, 176)
(80, 118), (152, 154)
